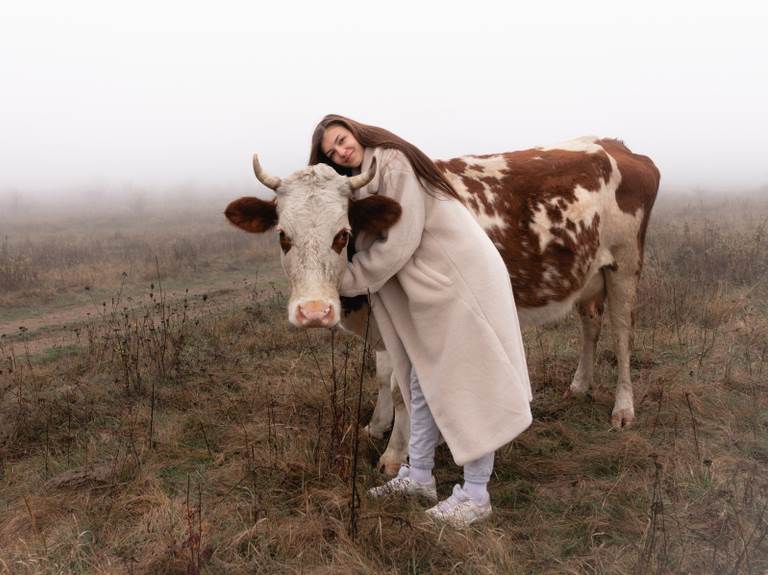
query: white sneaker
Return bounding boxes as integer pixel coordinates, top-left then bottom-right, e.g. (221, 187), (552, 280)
(367, 466), (438, 502)
(425, 484), (492, 528)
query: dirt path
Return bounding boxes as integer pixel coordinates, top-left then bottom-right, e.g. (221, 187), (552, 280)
(0, 273), (269, 357)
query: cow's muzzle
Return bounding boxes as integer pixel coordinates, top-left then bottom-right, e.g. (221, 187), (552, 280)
(295, 300), (336, 328)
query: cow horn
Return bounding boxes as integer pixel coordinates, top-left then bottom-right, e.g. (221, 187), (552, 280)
(252, 154), (282, 191)
(347, 157), (377, 191)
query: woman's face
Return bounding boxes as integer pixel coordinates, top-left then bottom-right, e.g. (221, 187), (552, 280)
(320, 124), (364, 169)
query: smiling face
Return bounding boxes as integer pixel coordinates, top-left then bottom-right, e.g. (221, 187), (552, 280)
(321, 124), (364, 169)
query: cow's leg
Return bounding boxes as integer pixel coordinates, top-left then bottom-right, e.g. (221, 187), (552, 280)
(377, 374), (409, 475)
(604, 264), (639, 428)
(364, 350), (394, 439)
(565, 281), (606, 398)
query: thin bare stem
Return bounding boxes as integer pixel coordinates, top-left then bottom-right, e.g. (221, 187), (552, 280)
(349, 294), (372, 539)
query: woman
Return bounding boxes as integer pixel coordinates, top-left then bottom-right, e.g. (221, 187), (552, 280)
(309, 114), (533, 528)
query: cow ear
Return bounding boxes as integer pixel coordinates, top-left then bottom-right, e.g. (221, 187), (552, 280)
(348, 195), (402, 235)
(225, 197), (278, 233)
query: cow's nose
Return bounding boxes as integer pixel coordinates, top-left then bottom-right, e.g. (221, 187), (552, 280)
(296, 300), (335, 327)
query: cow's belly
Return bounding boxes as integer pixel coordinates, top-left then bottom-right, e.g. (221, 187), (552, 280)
(514, 253), (608, 327)
(516, 294), (580, 327)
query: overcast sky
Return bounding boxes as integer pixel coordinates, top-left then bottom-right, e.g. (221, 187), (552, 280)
(1, 0), (766, 196)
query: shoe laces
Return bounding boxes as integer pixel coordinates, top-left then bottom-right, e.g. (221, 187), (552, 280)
(435, 484), (471, 513)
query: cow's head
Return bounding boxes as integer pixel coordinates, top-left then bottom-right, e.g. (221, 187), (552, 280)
(225, 155), (401, 328)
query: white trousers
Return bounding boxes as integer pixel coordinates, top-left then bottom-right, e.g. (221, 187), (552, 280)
(408, 367), (494, 484)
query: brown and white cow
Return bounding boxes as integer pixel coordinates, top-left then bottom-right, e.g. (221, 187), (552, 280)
(226, 136), (660, 473)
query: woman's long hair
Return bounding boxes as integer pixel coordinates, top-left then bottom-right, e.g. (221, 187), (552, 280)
(308, 114), (460, 201)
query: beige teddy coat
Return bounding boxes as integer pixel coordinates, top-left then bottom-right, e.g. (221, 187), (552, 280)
(341, 147), (532, 465)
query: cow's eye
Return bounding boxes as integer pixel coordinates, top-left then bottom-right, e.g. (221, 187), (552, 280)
(279, 230), (292, 254)
(332, 229), (350, 254)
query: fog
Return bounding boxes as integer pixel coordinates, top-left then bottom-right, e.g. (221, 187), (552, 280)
(1, 0), (766, 200)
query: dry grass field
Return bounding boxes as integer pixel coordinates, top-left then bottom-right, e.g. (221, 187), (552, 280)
(0, 190), (766, 574)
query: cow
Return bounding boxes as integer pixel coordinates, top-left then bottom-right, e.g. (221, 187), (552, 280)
(225, 136), (660, 474)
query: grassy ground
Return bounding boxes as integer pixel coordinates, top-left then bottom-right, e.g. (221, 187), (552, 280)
(0, 192), (766, 574)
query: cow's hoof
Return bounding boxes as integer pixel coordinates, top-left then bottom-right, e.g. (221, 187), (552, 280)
(611, 408), (635, 429)
(378, 452), (405, 476)
(363, 424), (386, 440)
(563, 384), (589, 399)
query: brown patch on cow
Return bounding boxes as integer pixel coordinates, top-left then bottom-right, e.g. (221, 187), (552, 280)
(546, 204), (564, 224)
(439, 148), (612, 307)
(441, 158), (468, 174)
(597, 139), (659, 216)
(436, 159), (498, 217)
(224, 197), (278, 233)
(348, 195), (402, 237)
(597, 139), (660, 261)
(465, 196), (481, 214)
(460, 176), (487, 205)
